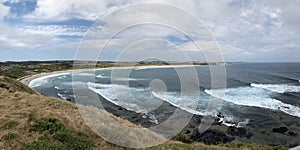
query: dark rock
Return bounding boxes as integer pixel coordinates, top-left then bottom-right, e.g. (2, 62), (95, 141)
(0, 83), (9, 90)
(191, 129), (234, 145)
(213, 111), (225, 125)
(273, 127), (288, 133)
(227, 126), (253, 138)
(286, 130), (297, 136)
(213, 120), (223, 125)
(185, 130), (191, 134)
(272, 127), (297, 136)
(191, 115), (202, 124)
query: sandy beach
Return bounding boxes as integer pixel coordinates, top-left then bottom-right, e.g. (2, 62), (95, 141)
(18, 65), (197, 85)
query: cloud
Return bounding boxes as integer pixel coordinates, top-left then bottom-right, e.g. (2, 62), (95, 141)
(0, 23), (55, 49)
(0, 0), (299, 62)
(258, 0), (300, 30)
(19, 25), (88, 36)
(24, 0), (130, 21)
(0, 1), (9, 20)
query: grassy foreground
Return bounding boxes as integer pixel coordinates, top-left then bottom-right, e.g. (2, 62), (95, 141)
(0, 76), (288, 150)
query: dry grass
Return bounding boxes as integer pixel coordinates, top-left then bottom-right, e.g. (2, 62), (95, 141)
(0, 76), (38, 95)
(0, 77), (167, 149)
(0, 89), (121, 149)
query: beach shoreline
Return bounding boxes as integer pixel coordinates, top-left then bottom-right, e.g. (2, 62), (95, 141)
(19, 64), (198, 85)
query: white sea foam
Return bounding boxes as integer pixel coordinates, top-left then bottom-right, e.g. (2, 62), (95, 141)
(96, 74), (108, 78)
(217, 113), (250, 127)
(205, 86), (300, 117)
(96, 74), (146, 81)
(113, 78), (146, 81)
(148, 113), (158, 124)
(73, 72), (94, 76)
(57, 93), (67, 100)
(251, 83), (300, 93)
(29, 73), (69, 88)
(87, 82), (149, 113)
(152, 91), (205, 116)
(133, 65), (194, 70)
(58, 75), (67, 79)
(152, 91), (251, 127)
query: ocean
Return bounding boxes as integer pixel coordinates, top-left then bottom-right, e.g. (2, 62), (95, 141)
(29, 63), (300, 146)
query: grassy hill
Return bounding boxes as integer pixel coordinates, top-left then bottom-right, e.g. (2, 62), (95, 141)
(0, 76), (288, 150)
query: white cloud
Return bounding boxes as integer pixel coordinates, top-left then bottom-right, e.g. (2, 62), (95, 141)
(0, 1), (9, 20)
(19, 25), (88, 36)
(25, 0), (130, 21)
(0, 0), (299, 62)
(0, 23), (56, 49)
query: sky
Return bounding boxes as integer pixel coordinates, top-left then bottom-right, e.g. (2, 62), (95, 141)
(0, 0), (299, 62)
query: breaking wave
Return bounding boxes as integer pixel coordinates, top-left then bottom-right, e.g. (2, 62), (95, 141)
(205, 86), (300, 117)
(29, 73), (69, 88)
(250, 83), (300, 93)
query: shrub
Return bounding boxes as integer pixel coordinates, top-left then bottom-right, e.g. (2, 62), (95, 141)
(28, 117), (94, 149)
(2, 132), (18, 141)
(29, 117), (65, 134)
(1, 120), (19, 129)
(219, 143), (289, 150)
(18, 140), (62, 150)
(53, 130), (94, 150)
(172, 133), (191, 143)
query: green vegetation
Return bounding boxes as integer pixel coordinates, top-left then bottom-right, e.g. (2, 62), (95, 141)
(150, 142), (290, 150)
(159, 143), (199, 150)
(25, 117), (94, 150)
(172, 133), (191, 143)
(53, 130), (94, 150)
(219, 143), (289, 150)
(1, 120), (19, 129)
(29, 117), (65, 134)
(0, 61), (223, 79)
(0, 76), (38, 94)
(0, 61), (74, 79)
(2, 132), (18, 141)
(19, 140), (62, 150)
(0, 61), (112, 79)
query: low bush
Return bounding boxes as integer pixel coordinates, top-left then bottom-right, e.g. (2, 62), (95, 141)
(1, 120), (19, 129)
(2, 132), (18, 141)
(28, 117), (94, 150)
(18, 140), (62, 150)
(29, 117), (65, 134)
(53, 130), (94, 150)
(172, 132), (191, 143)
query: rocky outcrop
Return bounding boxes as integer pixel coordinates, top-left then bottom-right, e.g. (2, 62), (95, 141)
(272, 127), (297, 136)
(227, 126), (253, 138)
(190, 129), (234, 145)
